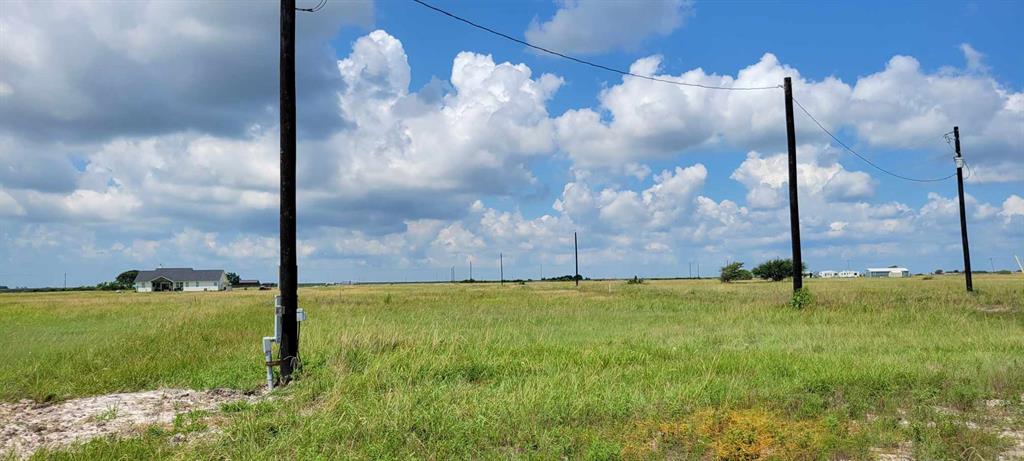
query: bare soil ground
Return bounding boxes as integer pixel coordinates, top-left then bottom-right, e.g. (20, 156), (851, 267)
(0, 388), (257, 459)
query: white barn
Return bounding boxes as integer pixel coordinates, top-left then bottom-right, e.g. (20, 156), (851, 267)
(134, 268), (229, 292)
(865, 267), (910, 278)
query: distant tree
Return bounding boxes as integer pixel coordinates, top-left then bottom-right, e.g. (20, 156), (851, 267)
(226, 272), (241, 285)
(752, 258), (807, 282)
(115, 270), (139, 288)
(719, 262), (752, 283)
(96, 281), (121, 291)
(934, 269), (944, 275)
(542, 275), (585, 282)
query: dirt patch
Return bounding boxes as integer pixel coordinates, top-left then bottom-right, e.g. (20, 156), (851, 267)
(870, 442), (914, 461)
(999, 429), (1024, 461)
(976, 304), (1018, 313)
(0, 388), (259, 459)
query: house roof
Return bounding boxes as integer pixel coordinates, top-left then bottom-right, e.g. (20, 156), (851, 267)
(134, 268), (225, 283)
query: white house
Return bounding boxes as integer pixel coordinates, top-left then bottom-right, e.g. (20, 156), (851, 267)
(134, 268), (229, 292)
(818, 270), (838, 278)
(865, 267), (910, 278)
(838, 270), (861, 278)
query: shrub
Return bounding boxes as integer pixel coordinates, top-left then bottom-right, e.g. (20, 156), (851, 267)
(719, 262), (752, 283)
(625, 276), (644, 285)
(752, 258), (807, 282)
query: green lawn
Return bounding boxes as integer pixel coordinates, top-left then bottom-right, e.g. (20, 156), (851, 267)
(2, 275), (1022, 459)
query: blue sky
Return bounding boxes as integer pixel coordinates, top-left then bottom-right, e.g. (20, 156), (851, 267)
(0, 0), (1021, 287)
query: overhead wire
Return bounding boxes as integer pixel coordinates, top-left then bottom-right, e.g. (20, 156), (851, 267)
(411, 0), (959, 183)
(409, 0), (780, 91)
(296, 0), (326, 13)
(792, 97), (957, 183)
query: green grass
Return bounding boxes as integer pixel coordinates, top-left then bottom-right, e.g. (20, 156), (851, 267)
(2, 275), (1023, 459)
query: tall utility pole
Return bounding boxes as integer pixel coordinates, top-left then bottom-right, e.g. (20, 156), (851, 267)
(278, 0), (299, 383)
(499, 253), (504, 285)
(469, 259), (473, 281)
(953, 126), (973, 292)
(574, 231), (579, 287)
(783, 77), (803, 292)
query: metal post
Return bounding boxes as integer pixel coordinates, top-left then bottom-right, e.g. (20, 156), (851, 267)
(783, 77), (803, 292)
(574, 231), (579, 287)
(953, 126), (973, 292)
(499, 253), (504, 285)
(278, 0), (299, 383)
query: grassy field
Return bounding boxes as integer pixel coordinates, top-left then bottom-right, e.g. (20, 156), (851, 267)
(1, 275), (1022, 459)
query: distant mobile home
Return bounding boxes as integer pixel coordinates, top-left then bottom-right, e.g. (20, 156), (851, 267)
(134, 268), (229, 292)
(865, 267), (910, 278)
(818, 270), (838, 278)
(838, 270), (861, 278)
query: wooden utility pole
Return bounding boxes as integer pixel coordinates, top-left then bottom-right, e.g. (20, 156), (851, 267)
(278, 0), (299, 383)
(574, 231), (579, 287)
(499, 253), (504, 285)
(783, 77), (803, 292)
(953, 126), (973, 292)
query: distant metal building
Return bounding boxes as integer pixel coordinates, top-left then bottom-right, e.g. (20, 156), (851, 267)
(865, 267), (910, 278)
(234, 279), (262, 290)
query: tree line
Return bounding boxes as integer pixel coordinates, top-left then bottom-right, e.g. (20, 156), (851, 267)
(719, 259), (807, 283)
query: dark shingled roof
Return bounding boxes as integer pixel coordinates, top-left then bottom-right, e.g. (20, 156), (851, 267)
(134, 268), (225, 283)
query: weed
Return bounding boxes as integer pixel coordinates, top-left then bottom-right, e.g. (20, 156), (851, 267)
(790, 287), (812, 310)
(93, 405), (118, 423)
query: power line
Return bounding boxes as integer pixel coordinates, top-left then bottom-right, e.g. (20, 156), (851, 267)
(411, 0), (958, 182)
(296, 0), (326, 13)
(410, 0), (780, 91)
(791, 97), (956, 183)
